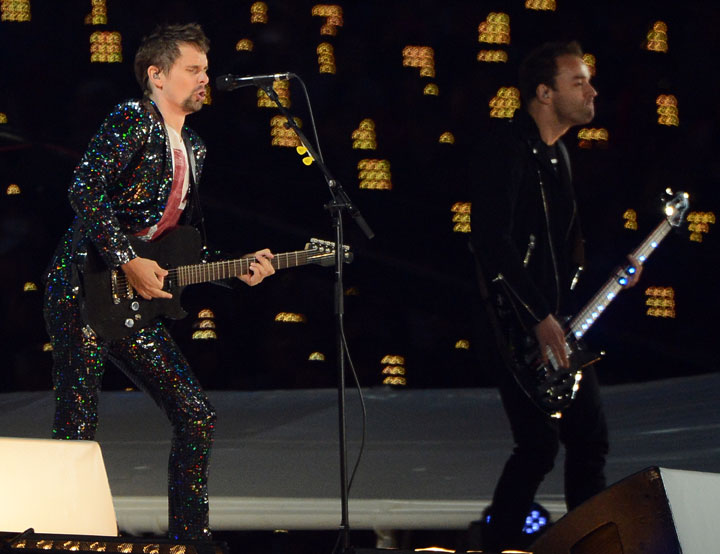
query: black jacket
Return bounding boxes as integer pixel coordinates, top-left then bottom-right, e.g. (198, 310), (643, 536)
(470, 110), (585, 330)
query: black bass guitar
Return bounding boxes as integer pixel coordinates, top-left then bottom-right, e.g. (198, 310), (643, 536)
(494, 190), (690, 417)
(78, 225), (351, 341)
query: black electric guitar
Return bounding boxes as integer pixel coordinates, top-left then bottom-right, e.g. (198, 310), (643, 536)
(495, 190), (690, 417)
(78, 225), (351, 341)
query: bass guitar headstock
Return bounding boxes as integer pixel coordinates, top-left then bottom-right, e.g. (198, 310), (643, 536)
(662, 188), (690, 228)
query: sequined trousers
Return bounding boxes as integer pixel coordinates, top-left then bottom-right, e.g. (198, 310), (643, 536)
(44, 276), (216, 541)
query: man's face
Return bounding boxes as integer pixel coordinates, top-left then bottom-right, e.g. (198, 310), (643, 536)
(156, 43), (209, 115)
(549, 54), (597, 126)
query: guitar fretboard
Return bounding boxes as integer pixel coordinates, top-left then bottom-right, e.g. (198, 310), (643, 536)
(569, 219), (672, 340)
(170, 249), (316, 286)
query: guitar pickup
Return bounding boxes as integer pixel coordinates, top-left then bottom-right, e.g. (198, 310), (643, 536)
(110, 268), (134, 304)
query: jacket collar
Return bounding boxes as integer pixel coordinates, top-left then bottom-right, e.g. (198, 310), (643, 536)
(513, 109), (571, 187)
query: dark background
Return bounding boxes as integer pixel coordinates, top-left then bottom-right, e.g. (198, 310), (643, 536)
(1, 0), (717, 393)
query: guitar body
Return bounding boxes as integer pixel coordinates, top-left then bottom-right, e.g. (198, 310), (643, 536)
(495, 289), (596, 416)
(76, 225), (347, 342)
(79, 226), (202, 341)
(493, 190), (689, 417)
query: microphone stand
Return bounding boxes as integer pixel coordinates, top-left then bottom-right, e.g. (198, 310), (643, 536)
(258, 81), (374, 553)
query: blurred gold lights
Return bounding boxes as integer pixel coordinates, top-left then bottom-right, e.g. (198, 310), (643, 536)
(308, 352), (326, 361)
(455, 340), (470, 350)
(6, 184), (21, 195)
(84, 0), (107, 25)
(424, 83), (439, 96)
(623, 209), (638, 231)
(274, 312), (307, 323)
(478, 12), (510, 44)
(381, 355), (407, 386)
(645, 287), (675, 318)
(312, 4), (343, 36)
(490, 87), (521, 118)
(1, 0), (30, 21)
(23, 282), (38, 292)
(258, 80), (291, 108)
(477, 50), (508, 63)
(317, 42), (337, 74)
(525, 0), (556, 11)
(0, 113), (7, 124)
(577, 127), (609, 149)
(645, 21), (668, 53)
(582, 53), (596, 76)
(90, 31), (122, 63)
(250, 2), (268, 24)
(439, 132), (455, 144)
(270, 116), (302, 148)
(475, 11), (511, 64)
(656, 95), (679, 127)
(687, 211), (715, 242)
(452, 202), (471, 233)
(192, 309), (217, 340)
(358, 159), (392, 190)
(352, 119), (377, 150)
(235, 39), (254, 52)
(402, 46), (436, 78)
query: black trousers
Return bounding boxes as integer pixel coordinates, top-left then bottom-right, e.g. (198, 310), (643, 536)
(484, 365), (609, 550)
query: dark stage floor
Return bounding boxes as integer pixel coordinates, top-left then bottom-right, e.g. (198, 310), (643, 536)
(1, 373), (718, 536)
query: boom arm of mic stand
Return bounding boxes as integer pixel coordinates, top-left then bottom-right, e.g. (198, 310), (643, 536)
(258, 83), (374, 240)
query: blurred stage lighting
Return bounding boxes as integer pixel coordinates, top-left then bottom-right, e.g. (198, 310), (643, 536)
(317, 42), (337, 74)
(645, 21), (668, 52)
(90, 31), (122, 63)
(312, 4), (343, 36)
(490, 87), (520, 118)
(84, 0), (107, 25)
(623, 209), (638, 231)
(478, 12), (510, 44)
(403, 46), (436, 78)
(352, 119), (378, 150)
(251, 1), (268, 24)
(1, 0), (31, 21)
(358, 159), (392, 190)
(645, 287), (676, 318)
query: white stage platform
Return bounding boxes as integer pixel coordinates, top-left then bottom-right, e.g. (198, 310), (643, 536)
(1, 373), (718, 536)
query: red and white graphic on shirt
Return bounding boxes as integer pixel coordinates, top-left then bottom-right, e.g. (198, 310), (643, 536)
(137, 147), (188, 241)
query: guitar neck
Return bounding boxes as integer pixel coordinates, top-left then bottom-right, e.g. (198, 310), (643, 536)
(170, 249), (315, 286)
(569, 218), (672, 340)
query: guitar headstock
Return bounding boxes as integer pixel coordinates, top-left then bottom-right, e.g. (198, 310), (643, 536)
(305, 238), (353, 267)
(662, 188), (690, 228)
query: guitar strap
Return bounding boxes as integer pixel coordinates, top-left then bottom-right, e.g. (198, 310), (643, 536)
(468, 241), (515, 374)
(182, 132), (210, 258)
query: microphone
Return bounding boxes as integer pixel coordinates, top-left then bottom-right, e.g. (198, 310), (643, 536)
(215, 72), (291, 91)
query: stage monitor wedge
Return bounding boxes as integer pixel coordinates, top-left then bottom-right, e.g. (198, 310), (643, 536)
(531, 466), (720, 554)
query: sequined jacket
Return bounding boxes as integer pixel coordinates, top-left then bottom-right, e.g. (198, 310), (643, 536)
(46, 98), (206, 287)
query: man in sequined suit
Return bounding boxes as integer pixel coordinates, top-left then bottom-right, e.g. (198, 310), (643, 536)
(44, 23), (275, 541)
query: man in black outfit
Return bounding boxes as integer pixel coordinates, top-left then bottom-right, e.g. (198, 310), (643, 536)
(469, 41), (641, 551)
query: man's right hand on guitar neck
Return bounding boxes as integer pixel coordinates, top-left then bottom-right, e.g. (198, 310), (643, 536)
(534, 313), (570, 369)
(121, 257), (173, 300)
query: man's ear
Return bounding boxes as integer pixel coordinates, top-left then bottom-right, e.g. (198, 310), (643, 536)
(147, 66), (163, 88)
(536, 83), (552, 104)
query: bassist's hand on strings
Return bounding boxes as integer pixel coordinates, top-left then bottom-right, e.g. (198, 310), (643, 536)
(534, 313), (569, 369)
(238, 248), (275, 286)
(121, 257), (172, 300)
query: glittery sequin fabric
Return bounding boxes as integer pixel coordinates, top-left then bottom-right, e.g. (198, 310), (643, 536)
(44, 99), (214, 541)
